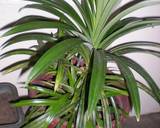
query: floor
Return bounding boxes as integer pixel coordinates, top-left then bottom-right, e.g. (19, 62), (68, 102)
(123, 113), (160, 128)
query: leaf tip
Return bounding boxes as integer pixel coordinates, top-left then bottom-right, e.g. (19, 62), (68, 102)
(1, 32), (9, 37)
(18, 7), (24, 12)
(136, 114), (140, 122)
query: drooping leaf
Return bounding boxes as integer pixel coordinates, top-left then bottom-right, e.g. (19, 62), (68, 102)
(20, 4), (78, 30)
(2, 20), (75, 37)
(107, 53), (140, 121)
(27, 38), (82, 83)
(22, 97), (72, 128)
(12, 99), (60, 107)
(118, 56), (160, 102)
(0, 15), (52, 30)
(27, 85), (61, 97)
(0, 49), (35, 59)
(23, 106), (46, 126)
(109, 41), (160, 52)
(0, 59), (29, 74)
(25, 0), (88, 36)
(2, 32), (56, 48)
(87, 49), (106, 117)
(137, 81), (159, 102)
(113, 47), (160, 58)
(103, 86), (128, 97)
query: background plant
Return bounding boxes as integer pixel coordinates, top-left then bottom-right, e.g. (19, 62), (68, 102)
(0, 0), (160, 128)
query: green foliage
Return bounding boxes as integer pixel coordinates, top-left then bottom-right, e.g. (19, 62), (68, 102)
(1, 0), (160, 127)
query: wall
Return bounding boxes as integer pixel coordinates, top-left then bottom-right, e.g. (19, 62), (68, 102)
(0, 0), (160, 115)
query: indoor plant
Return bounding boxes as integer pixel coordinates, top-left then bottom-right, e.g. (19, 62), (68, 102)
(0, 0), (160, 128)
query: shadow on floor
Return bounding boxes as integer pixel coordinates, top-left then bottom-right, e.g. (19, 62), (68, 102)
(123, 113), (160, 128)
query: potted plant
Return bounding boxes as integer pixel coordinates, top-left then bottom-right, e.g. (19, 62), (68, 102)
(0, 0), (160, 128)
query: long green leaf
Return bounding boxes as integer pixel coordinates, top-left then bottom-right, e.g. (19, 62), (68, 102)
(0, 49), (35, 59)
(118, 56), (160, 102)
(2, 20), (75, 37)
(27, 85), (61, 97)
(81, 0), (94, 33)
(12, 99), (58, 107)
(101, 18), (160, 48)
(22, 97), (71, 128)
(104, 86), (128, 97)
(0, 59), (29, 74)
(26, 0), (88, 36)
(101, 17), (140, 39)
(0, 15), (52, 30)
(137, 81), (158, 102)
(93, 0), (119, 46)
(98, 0), (160, 45)
(107, 73), (159, 102)
(24, 106), (45, 126)
(107, 53), (140, 121)
(52, 0), (86, 29)
(2, 32), (56, 48)
(27, 38), (82, 83)
(44, 102), (75, 128)
(109, 41), (160, 52)
(113, 47), (160, 57)
(72, 0), (92, 35)
(20, 4), (79, 31)
(87, 49), (105, 117)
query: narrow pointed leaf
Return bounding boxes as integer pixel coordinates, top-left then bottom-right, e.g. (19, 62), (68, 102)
(98, 0), (160, 44)
(104, 86), (128, 97)
(94, 0), (119, 44)
(72, 0), (92, 34)
(27, 38), (82, 83)
(3, 20), (75, 37)
(2, 32), (56, 48)
(0, 59), (29, 74)
(113, 47), (160, 57)
(87, 49), (105, 116)
(137, 81), (158, 102)
(25, 0), (87, 34)
(27, 85), (60, 97)
(107, 53), (140, 121)
(0, 15), (52, 30)
(119, 56), (160, 101)
(109, 41), (160, 52)
(22, 97), (71, 128)
(55, 60), (65, 91)
(12, 99), (58, 107)
(0, 49), (35, 59)
(101, 18), (160, 48)
(20, 4), (79, 31)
